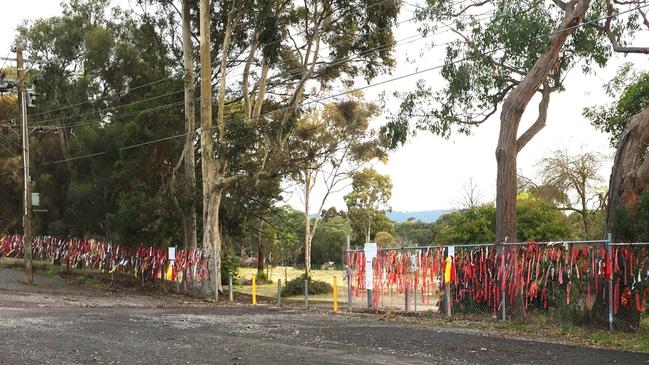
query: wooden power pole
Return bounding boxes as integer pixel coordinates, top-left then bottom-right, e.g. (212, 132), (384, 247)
(16, 40), (33, 283)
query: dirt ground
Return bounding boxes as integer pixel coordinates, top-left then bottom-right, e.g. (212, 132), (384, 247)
(1, 263), (648, 365)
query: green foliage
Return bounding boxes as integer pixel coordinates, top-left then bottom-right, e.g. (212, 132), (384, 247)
(381, 0), (631, 147)
(281, 274), (332, 297)
(221, 248), (242, 285)
(374, 231), (396, 247)
(517, 195), (574, 241)
(395, 218), (437, 246)
(345, 168), (392, 243)
(435, 205), (496, 243)
(584, 66), (649, 147)
(311, 216), (348, 266)
(434, 195), (574, 243)
(266, 205), (304, 266)
(255, 271), (272, 285)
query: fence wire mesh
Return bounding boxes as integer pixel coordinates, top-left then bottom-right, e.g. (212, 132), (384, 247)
(346, 241), (649, 330)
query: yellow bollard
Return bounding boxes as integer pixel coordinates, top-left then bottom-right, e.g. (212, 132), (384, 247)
(333, 275), (338, 313)
(252, 276), (257, 305)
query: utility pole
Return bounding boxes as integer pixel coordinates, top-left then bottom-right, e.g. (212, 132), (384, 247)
(17, 40), (33, 283)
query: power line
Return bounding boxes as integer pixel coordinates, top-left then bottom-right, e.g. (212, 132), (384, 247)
(24, 3), (648, 168)
(30, 10), (494, 129)
(25, 0), (402, 120)
(25, 0), (482, 127)
(26, 9), (426, 126)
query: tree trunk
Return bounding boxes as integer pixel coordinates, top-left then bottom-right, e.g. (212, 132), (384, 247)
(304, 172), (312, 276)
(181, 0), (197, 249)
(607, 107), (649, 236)
(495, 0), (590, 242)
(257, 218), (264, 275)
(203, 188), (223, 293)
(199, 0), (221, 296)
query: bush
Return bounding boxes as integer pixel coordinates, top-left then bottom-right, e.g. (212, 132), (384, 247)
(255, 271), (272, 284)
(281, 274), (332, 297)
(221, 249), (242, 285)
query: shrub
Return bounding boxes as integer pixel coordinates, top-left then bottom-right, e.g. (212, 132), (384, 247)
(221, 249), (242, 285)
(281, 274), (332, 297)
(255, 271), (272, 284)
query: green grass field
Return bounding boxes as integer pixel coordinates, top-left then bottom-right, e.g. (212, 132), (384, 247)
(235, 266), (347, 302)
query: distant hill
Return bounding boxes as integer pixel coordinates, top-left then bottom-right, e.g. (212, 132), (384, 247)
(388, 210), (453, 223)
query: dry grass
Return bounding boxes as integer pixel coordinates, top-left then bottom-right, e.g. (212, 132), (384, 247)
(236, 266), (347, 302)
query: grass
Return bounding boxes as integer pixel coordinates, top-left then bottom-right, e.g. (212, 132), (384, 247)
(400, 312), (649, 353)
(236, 266), (347, 301)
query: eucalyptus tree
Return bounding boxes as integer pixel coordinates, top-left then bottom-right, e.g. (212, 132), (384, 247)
(585, 66), (649, 234)
(196, 0), (401, 292)
(382, 0), (649, 242)
(292, 96), (385, 275)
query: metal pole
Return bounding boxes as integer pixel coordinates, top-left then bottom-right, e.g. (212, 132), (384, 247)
(414, 282), (417, 312)
(276, 279), (281, 306)
(608, 233), (613, 331)
(304, 279), (309, 309)
(17, 40), (33, 284)
(229, 275), (234, 302)
(367, 288), (372, 308)
(404, 282), (409, 314)
(213, 255), (218, 302)
(445, 283), (451, 317)
(501, 284), (506, 321)
(347, 270), (352, 312)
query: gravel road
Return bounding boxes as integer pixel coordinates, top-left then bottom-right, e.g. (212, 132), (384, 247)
(1, 264), (647, 365)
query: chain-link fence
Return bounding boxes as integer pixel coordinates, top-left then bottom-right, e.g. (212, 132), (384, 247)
(346, 241), (649, 330)
(3, 234), (647, 330)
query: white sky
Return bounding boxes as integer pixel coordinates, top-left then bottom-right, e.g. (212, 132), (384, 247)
(2, 1), (648, 213)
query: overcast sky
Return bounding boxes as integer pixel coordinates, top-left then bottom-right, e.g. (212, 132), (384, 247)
(2, 1), (648, 213)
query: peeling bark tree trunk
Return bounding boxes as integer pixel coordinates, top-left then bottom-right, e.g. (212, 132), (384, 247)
(495, 0), (590, 242)
(607, 107), (649, 235)
(181, 0), (197, 249)
(199, 0), (221, 296)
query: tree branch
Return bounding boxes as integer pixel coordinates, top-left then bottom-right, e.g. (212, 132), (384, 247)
(450, 0), (490, 17)
(598, 0), (649, 54)
(516, 87), (551, 152)
(552, 0), (571, 11)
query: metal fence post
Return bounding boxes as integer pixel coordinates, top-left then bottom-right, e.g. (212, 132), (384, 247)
(304, 279), (309, 309)
(445, 283), (451, 317)
(414, 283), (417, 312)
(607, 233), (614, 331)
(347, 269), (352, 312)
(277, 279), (282, 306)
(229, 275), (234, 302)
(501, 285), (506, 322)
(404, 282), (409, 314)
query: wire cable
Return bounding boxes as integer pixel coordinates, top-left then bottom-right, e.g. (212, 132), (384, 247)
(29, 3), (648, 168)
(25, 0), (403, 119)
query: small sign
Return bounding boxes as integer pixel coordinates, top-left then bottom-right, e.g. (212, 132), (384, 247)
(168, 246), (176, 261)
(364, 242), (377, 259)
(31, 193), (40, 206)
(447, 245), (455, 258)
(364, 243), (378, 289)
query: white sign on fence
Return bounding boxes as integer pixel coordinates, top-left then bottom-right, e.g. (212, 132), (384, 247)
(364, 243), (377, 290)
(168, 246), (176, 261)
